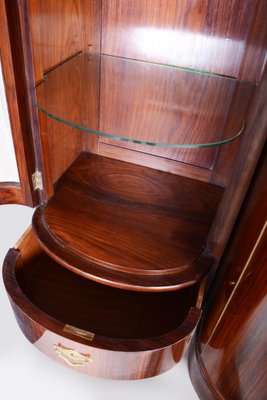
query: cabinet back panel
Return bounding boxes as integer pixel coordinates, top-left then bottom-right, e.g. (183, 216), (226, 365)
(99, 0), (263, 184)
(102, 0), (265, 82)
(99, 56), (254, 171)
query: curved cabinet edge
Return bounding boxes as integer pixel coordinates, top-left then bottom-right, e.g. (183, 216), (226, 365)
(188, 330), (223, 400)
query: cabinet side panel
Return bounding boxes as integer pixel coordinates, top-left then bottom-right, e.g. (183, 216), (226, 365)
(28, 1), (101, 185)
(189, 147), (267, 399)
(28, 0), (101, 81)
(206, 68), (267, 262)
(239, 0), (267, 83)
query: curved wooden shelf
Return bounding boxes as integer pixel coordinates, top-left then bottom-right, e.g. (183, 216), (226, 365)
(32, 152), (223, 291)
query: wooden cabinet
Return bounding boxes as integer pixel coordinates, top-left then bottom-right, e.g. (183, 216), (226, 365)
(1, 0), (266, 385)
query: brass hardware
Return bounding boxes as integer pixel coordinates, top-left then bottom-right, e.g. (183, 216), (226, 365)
(53, 344), (93, 367)
(63, 324), (95, 341)
(32, 170), (43, 190)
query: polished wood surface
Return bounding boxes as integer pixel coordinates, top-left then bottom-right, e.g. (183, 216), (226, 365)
(16, 246), (198, 340)
(4, 0), (51, 203)
(206, 66), (267, 266)
(100, 0), (264, 186)
(28, 0), (101, 161)
(210, 82), (256, 187)
(189, 146), (267, 399)
(32, 152), (222, 290)
(3, 230), (201, 379)
(99, 55), (253, 171)
(0, 183), (24, 205)
(27, 0), (263, 190)
(28, 0), (89, 185)
(28, 0), (101, 82)
(2, 0), (267, 385)
(239, 0), (267, 83)
(0, 1), (33, 205)
(102, 0), (266, 82)
(99, 143), (212, 183)
(36, 76), (84, 184)
(35, 51), (255, 185)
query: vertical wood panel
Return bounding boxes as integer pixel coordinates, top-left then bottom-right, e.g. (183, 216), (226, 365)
(206, 67), (267, 261)
(210, 82), (256, 186)
(28, 1), (102, 185)
(1, 1), (49, 205)
(239, 0), (267, 83)
(28, 0), (101, 81)
(0, 1), (32, 205)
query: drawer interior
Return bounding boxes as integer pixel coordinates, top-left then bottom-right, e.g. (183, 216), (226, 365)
(14, 229), (199, 340)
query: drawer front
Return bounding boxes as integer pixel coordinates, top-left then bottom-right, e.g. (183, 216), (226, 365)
(9, 297), (194, 380)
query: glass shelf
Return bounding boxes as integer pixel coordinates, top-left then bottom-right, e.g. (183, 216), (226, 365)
(34, 52), (255, 148)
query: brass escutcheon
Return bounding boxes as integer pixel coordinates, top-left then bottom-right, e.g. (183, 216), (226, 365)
(53, 343), (93, 367)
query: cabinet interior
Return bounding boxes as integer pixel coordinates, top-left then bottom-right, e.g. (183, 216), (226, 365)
(27, 0), (265, 189)
(12, 0), (264, 288)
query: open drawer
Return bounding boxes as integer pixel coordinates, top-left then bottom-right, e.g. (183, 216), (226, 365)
(3, 228), (202, 380)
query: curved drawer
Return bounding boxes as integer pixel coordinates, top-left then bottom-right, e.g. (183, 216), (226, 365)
(3, 228), (201, 380)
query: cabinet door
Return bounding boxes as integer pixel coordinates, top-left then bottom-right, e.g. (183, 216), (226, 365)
(0, 1), (44, 206)
(0, 61), (20, 200)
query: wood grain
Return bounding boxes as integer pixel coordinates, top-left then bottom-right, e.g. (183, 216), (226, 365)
(28, 0), (101, 165)
(99, 143), (212, 183)
(3, 238), (201, 379)
(4, 0), (51, 203)
(28, 1), (94, 187)
(210, 81), (256, 186)
(35, 52), (255, 185)
(32, 152), (221, 291)
(35, 52), (100, 182)
(102, 0), (266, 82)
(0, 183), (24, 205)
(99, 55), (254, 171)
(189, 145), (267, 400)
(17, 248), (198, 340)
(206, 66), (267, 264)
(0, 1), (33, 205)
(28, 0), (101, 82)
(239, 0), (267, 83)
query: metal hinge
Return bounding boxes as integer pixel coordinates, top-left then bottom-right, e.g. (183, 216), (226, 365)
(32, 170), (43, 191)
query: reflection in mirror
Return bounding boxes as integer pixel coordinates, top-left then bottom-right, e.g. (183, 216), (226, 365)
(0, 60), (19, 182)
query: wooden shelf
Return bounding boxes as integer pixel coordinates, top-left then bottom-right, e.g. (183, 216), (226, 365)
(32, 152), (223, 291)
(34, 52), (255, 148)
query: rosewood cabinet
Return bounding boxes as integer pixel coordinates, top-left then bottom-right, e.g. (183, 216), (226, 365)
(1, 0), (266, 386)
